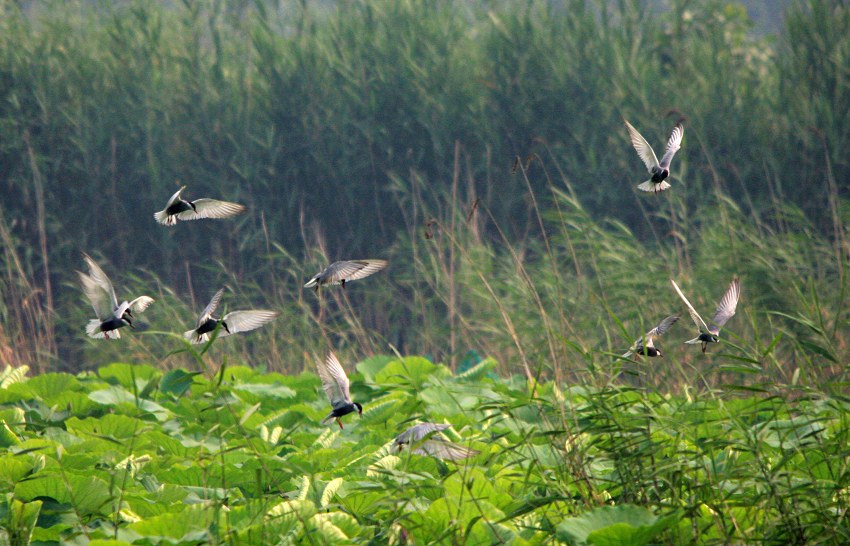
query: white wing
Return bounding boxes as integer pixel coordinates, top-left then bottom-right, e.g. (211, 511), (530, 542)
(709, 277), (740, 334)
(413, 440), (479, 461)
(624, 119), (660, 173)
(219, 310), (278, 336)
(658, 122), (684, 169)
(197, 288), (225, 328)
(317, 352), (351, 406)
(127, 296), (154, 314)
(671, 279), (710, 334)
(628, 314), (680, 351)
(309, 259), (388, 287)
(175, 198), (246, 221)
(79, 254), (118, 320)
(645, 314), (680, 340)
(395, 423), (451, 445)
(165, 186), (186, 208)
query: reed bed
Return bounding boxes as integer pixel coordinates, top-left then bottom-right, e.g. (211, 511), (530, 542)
(0, 0), (845, 390)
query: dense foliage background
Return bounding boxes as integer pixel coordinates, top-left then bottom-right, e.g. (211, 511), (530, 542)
(0, 0), (847, 387)
(0, 1), (849, 543)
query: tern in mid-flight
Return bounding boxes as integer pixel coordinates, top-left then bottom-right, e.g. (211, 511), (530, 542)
(624, 119), (684, 193)
(671, 277), (741, 352)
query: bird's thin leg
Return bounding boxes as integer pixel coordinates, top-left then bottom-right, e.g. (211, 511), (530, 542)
(341, 279), (346, 290)
(337, 418), (344, 430)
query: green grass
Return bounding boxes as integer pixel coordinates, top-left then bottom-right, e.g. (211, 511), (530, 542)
(0, 356), (848, 544)
(0, 0), (847, 375)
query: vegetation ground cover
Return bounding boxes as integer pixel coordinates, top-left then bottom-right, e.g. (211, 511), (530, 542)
(1, 355), (848, 544)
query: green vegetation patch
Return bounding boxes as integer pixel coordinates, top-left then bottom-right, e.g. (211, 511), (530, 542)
(0, 358), (848, 544)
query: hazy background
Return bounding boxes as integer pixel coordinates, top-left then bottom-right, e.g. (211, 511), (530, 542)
(0, 0), (846, 385)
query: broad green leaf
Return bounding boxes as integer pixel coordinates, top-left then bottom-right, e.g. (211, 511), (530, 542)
(239, 402), (262, 426)
(0, 407), (25, 429)
(320, 478), (344, 507)
(15, 474), (113, 517)
(127, 505), (210, 542)
(0, 365), (29, 388)
(308, 511), (357, 542)
(8, 373), (79, 402)
(556, 505), (681, 546)
(7, 498), (41, 546)
(358, 397), (403, 426)
(367, 455), (400, 477)
(294, 475), (310, 501)
(98, 363), (161, 390)
(88, 387), (171, 420)
(52, 391), (103, 417)
(356, 355), (396, 384)
(456, 357), (497, 382)
(160, 369), (200, 397)
(221, 365), (258, 382)
(65, 414), (148, 440)
(0, 455), (33, 485)
(267, 499), (316, 520)
(233, 382), (296, 400)
(0, 420), (21, 447)
(375, 357), (444, 389)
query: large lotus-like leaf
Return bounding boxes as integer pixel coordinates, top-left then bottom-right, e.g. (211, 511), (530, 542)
(455, 357), (497, 382)
(0, 455), (33, 486)
(98, 363), (160, 390)
(0, 419), (21, 447)
(65, 414), (149, 440)
(556, 505), (681, 546)
(127, 505), (210, 543)
(15, 474), (113, 517)
(159, 369), (200, 397)
(355, 355), (396, 384)
(308, 511), (360, 542)
(0, 365), (29, 388)
(320, 477), (344, 508)
(233, 382), (296, 400)
(375, 357), (447, 390)
(8, 373), (80, 403)
(88, 387), (171, 420)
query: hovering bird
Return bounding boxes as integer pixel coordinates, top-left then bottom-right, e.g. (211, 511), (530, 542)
(78, 253), (154, 340)
(183, 288), (279, 344)
(303, 259), (388, 291)
(317, 352), (362, 429)
(393, 423), (479, 461)
(624, 119), (684, 193)
(154, 186), (246, 226)
(622, 314), (680, 358)
(671, 277), (741, 352)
